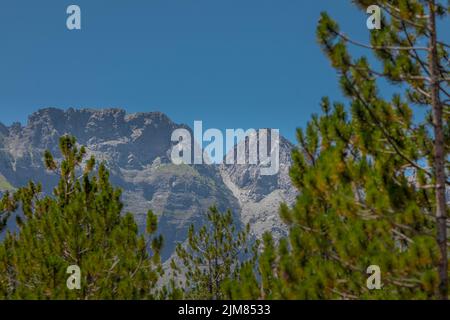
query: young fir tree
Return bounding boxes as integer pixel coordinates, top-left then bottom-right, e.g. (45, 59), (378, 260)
(249, 0), (448, 300)
(0, 136), (164, 299)
(172, 206), (257, 300)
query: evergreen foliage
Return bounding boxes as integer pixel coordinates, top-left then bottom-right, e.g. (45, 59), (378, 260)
(0, 0), (448, 301)
(0, 136), (163, 299)
(172, 206), (257, 300)
(251, 0), (449, 300)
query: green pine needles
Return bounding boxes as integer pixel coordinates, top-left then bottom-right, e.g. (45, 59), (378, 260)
(0, 136), (163, 299)
(249, 0), (449, 300)
(0, 0), (448, 301)
(172, 206), (257, 300)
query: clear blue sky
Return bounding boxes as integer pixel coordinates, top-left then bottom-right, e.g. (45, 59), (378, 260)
(1, 1), (446, 142)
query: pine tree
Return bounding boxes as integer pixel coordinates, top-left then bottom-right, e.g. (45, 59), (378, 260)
(0, 136), (163, 299)
(255, 0), (448, 300)
(172, 206), (257, 300)
(0, 191), (15, 233)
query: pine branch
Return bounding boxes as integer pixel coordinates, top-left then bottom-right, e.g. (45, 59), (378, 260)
(349, 61), (430, 82)
(381, 3), (430, 30)
(343, 73), (434, 179)
(384, 2), (430, 20)
(329, 288), (359, 300)
(392, 228), (414, 244)
(416, 86), (432, 99)
(337, 31), (429, 52)
(437, 41), (450, 49)
(439, 86), (450, 99)
(401, 22), (431, 77)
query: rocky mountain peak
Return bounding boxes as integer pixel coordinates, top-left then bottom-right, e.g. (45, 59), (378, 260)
(0, 107), (295, 259)
(2, 108), (189, 169)
(221, 131), (295, 201)
(0, 123), (8, 136)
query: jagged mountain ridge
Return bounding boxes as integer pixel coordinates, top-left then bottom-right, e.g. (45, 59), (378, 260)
(0, 108), (295, 260)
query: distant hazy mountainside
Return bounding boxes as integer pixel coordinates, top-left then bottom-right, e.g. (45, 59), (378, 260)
(0, 108), (295, 260)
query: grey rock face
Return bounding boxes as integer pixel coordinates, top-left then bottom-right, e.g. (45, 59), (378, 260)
(220, 133), (297, 240)
(0, 108), (295, 259)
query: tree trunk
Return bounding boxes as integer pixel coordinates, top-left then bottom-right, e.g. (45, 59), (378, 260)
(428, 0), (448, 300)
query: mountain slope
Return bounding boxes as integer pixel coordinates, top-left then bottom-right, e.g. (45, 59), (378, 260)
(0, 108), (295, 259)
